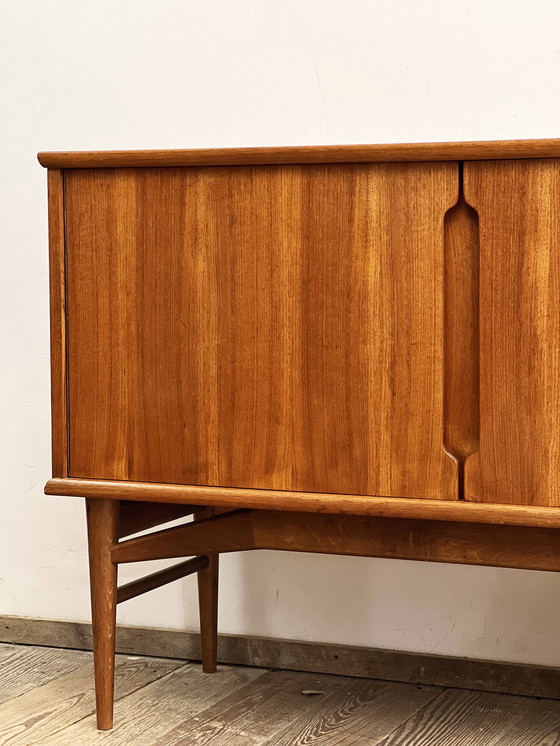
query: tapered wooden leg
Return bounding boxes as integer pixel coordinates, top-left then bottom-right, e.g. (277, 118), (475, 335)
(86, 498), (119, 730)
(196, 508), (219, 673)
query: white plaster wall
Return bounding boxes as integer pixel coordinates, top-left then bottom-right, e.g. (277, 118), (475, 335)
(2, 0), (560, 666)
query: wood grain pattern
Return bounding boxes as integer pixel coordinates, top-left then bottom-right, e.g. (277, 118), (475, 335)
(443, 171), (480, 493)
(251, 511), (560, 572)
(375, 688), (560, 746)
(0, 646), (88, 704)
(112, 509), (253, 562)
(0, 643), (16, 662)
(150, 669), (352, 746)
(65, 163), (457, 500)
(38, 138), (560, 168)
(465, 159), (560, 506)
(111, 508), (560, 572)
(3, 643), (560, 745)
(46, 478), (560, 528)
(149, 670), (440, 746)
(41, 665), (265, 745)
(264, 680), (441, 746)
(46, 169), (68, 477)
(0, 654), (182, 746)
(86, 498), (119, 729)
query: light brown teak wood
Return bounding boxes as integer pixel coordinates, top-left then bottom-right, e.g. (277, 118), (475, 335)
(64, 163), (457, 499)
(464, 159), (560, 506)
(40, 140), (560, 731)
(443, 172), (480, 496)
(110, 508), (560, 573)
(47, 169), (67, 478)
(85, 499), (119, 729)
(45, 477), (560, 528)
(37, 137), (560, 168)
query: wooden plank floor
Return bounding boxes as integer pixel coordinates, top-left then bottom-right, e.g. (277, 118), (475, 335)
(0, 643), (559, 745)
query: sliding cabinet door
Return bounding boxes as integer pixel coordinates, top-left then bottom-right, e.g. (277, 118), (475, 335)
(65, 162), (458, 499)
(465, 159), (560, 506)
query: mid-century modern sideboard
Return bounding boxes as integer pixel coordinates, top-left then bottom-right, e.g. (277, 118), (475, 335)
(39, 139), (560, 730)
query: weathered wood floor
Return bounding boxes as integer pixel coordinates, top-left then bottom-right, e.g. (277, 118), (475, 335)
(0, 642), (559, 745)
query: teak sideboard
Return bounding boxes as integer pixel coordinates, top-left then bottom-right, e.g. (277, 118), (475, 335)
(39, 139), (560, 729)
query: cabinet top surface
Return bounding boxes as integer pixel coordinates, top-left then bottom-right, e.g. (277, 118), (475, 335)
(38, 138), (560, 169)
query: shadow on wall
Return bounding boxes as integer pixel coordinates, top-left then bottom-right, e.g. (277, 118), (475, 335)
(226, 551), (560, 668)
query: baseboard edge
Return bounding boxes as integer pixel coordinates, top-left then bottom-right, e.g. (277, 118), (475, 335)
(1, 615), (558, 700)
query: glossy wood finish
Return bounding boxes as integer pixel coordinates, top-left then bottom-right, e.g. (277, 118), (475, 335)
(443, 171), (480, 495)
(465, 159), (560, 506)
(65, 163), (457, 499)
(45, 478), (560, 528)
(86, 498), (119, 730)
(38, 137), (560, 169)
(111, 509), (560, 573)
(47, 170), (68, 477)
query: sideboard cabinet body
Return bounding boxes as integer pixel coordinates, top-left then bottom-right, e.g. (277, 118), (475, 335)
(39, 140), (560, 729)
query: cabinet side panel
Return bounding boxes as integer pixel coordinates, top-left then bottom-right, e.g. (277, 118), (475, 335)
(465, 159), (560, 506)
(66, 164), (457, 499)
(47, 169), (68, 477)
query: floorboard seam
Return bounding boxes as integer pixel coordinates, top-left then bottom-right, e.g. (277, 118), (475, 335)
(373, 685), (451, 746)
(20, 659), (192, 744)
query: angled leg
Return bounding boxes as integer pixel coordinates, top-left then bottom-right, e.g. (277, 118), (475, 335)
(86, 498), (119, 730)
(196, 508), (219, 673)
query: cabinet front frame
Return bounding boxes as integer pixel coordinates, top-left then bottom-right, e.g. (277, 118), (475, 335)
(43, 139), (560, 529)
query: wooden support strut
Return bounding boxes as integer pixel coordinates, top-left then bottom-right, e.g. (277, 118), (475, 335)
(116, 555), (209, 604)
(112, 509), (254, 564)
(111, 508), (560, 573)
